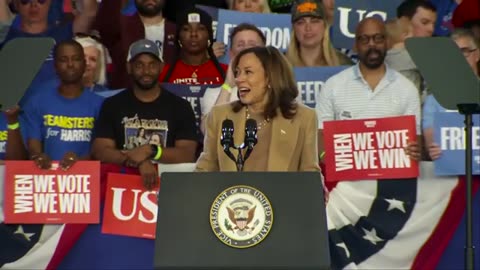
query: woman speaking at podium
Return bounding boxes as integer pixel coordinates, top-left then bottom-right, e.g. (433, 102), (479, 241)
(195, 46), (320, 172)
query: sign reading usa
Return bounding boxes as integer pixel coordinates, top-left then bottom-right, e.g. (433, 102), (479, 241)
(323, 116), (418, 181)
(332, 0), (402, 49)
(433, 112), (480, 175)
(3, 161), (100, 224)
(102, 173), (160, 239)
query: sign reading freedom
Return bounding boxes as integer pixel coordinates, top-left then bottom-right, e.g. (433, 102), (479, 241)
(323, 116), (419, 181)
(3, 161), (101, 223)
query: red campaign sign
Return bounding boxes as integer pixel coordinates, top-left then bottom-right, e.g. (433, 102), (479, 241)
(102, 173), (160, 239)
(323, 115), (419, 182)
(4, 161), (101, 224)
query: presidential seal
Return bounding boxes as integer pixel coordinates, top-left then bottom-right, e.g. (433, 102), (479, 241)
(210, 185), (273, 248)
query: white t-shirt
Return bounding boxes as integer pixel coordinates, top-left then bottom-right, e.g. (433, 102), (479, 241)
(144, 20), (165, 57)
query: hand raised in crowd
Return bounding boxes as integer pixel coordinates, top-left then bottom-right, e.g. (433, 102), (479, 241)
(212, 41), (226, 59)
(404, 141), (421, 161)
(4, 105), (21, 124)
(427, 143), (442, 160)
(123, 144), (153, 167)
(60, 152), (78, 171)
(31, 153), (52, 170)
(138, 160), (158, 190)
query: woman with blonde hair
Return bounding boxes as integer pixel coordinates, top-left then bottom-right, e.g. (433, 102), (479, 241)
(286, 0), (351, 67)
(196, 46), (320, 172)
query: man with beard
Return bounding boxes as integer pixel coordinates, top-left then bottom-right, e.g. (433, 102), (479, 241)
(94, 0), (176, 89)
(23, 40), (104, 170)
(315, 17), (421, 162)
(92, 40), (198, 189)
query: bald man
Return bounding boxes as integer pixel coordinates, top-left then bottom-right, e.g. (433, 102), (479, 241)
(315, 17), (422, 162)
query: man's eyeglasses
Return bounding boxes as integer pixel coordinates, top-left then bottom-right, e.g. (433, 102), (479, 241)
(356, 34), (386, 45)
(19, 0), (48, 5)
(460, 47), (478, 57)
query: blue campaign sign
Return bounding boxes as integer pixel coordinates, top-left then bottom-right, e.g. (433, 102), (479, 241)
(433, 112), (480, 176)
(294, 66), (348, 108)
(161, 83), (220, 128)
(216, 9), (291, 63)
(332, 0), (402, 49)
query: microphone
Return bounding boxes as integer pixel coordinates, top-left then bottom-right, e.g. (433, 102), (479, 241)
(243, 119), (258, 161)
(220, 119), (236, 162)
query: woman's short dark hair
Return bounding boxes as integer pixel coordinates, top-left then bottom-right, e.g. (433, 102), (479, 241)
(231, 46), (298, 120)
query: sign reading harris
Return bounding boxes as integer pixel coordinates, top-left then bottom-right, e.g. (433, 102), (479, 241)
(323, 116), (418, 181)
(433, 112), (480, 176)
(102, 173), (160, 239)
(332, 0), (402, 49)
(215, 8), (291, 63)
(294, 66), (348, 108)
(3, 161), (100, 224)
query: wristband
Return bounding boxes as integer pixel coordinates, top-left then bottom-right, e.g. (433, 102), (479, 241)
(221, 83), (232, 93)
(153, 145), (163, 160)
(7, 122), (19, 130)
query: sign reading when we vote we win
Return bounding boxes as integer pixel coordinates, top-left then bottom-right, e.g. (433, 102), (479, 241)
(102, 173), (160, 239)
(3, 161), (100, 224)
(434, 112), (480, 176)
(323, 116), (419, 181)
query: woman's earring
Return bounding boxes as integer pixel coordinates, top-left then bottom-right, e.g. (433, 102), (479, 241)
(178, 41), (183, 48)
(208, 40), (211, 47)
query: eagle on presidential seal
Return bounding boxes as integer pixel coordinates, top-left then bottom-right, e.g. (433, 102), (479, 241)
(225, 198), (259, 236)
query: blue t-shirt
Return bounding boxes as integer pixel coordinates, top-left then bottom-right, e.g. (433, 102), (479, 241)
(37, 78), (113, 94)
(0, 23), (73, 107)
(0, 115), (8, 160)
(0, 113), (28, 160)
(23, 88), (104, 160)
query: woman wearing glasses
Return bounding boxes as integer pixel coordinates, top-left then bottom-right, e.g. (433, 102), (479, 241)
(422, 28), (480, 161)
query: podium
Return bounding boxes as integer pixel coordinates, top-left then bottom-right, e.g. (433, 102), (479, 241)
(154, 172), (331, 270)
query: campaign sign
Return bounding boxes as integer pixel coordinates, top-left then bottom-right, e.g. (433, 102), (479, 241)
(332, 0), (402, 49)
(433, 112), (480, 176)
(323, 116), (418, 181)
(216, 9), (291, 63)
(102, 173), (160, 239)
(3, 161), (100, 224)
(162, 83), (219, 128)
(294, 66), (348, 108)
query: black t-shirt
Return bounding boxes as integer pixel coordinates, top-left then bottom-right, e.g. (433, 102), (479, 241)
(95, 88), (198, 150)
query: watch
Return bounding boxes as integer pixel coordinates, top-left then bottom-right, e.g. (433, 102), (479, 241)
(150, 144), (158, 159)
